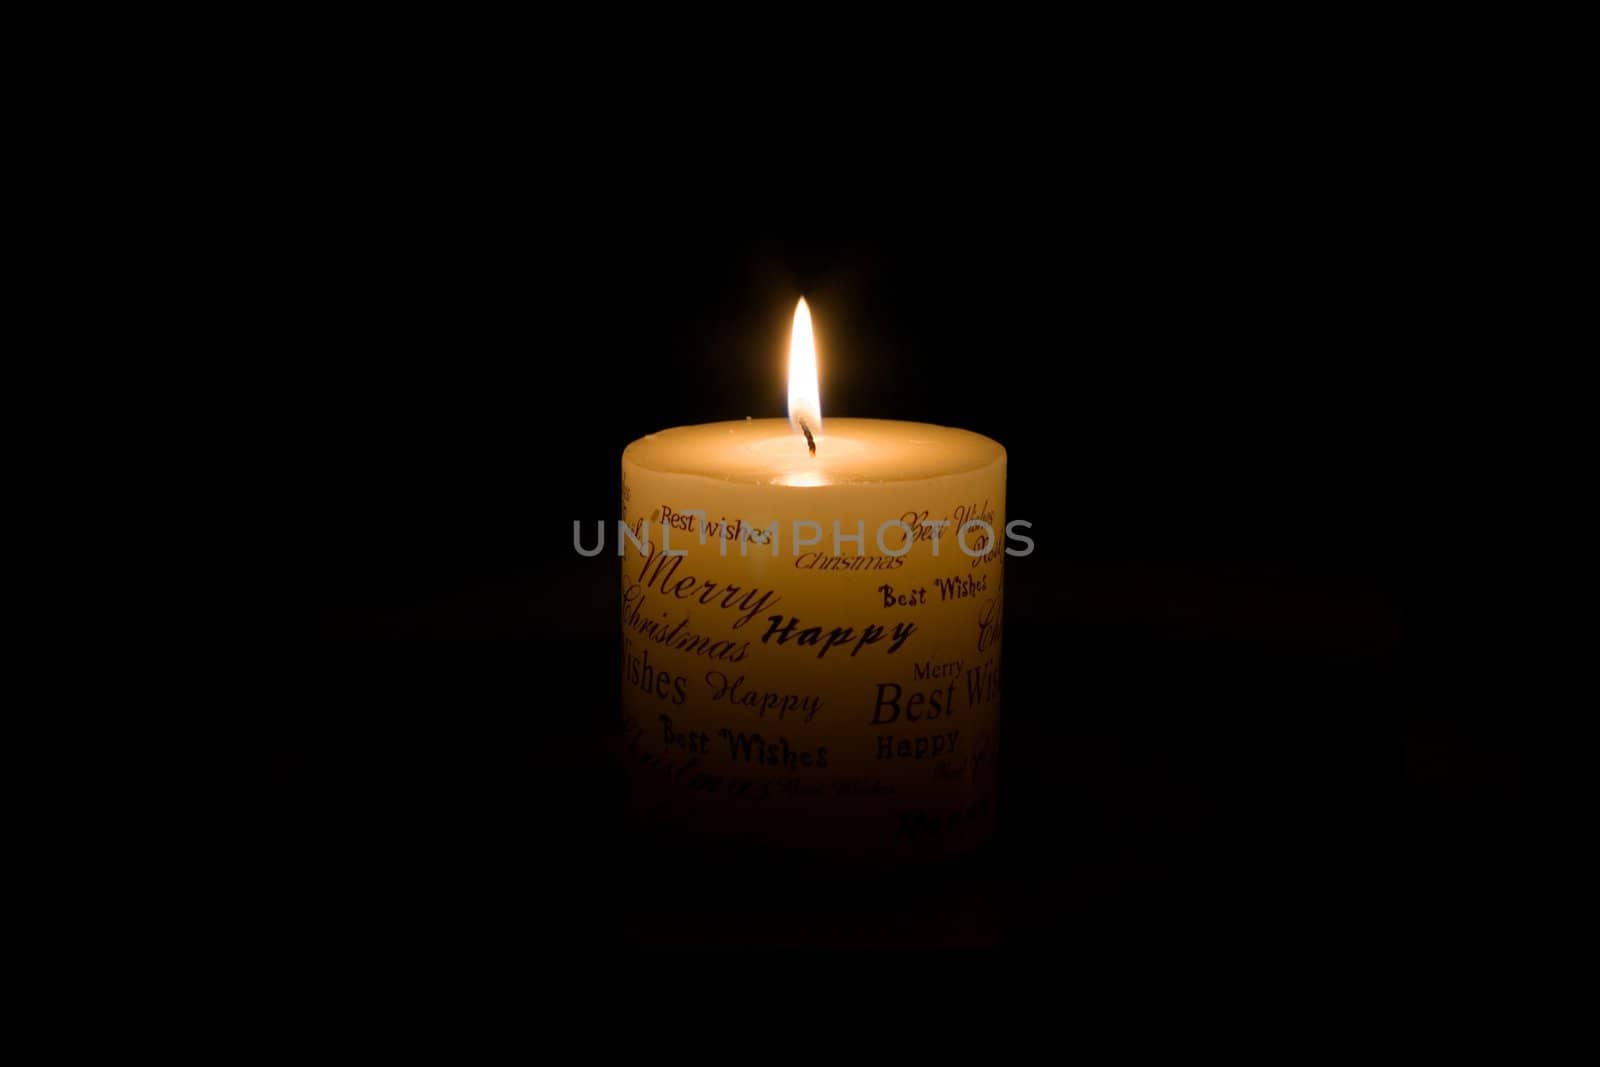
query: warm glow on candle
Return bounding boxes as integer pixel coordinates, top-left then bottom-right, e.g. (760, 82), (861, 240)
(619, 293), (1008, 858)
(787, 297), (822, 445)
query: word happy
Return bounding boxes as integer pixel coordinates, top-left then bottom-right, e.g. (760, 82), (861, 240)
(759, 613), (917, 659)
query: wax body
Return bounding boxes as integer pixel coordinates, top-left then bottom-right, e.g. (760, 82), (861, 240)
(620, 419), (1005, 859)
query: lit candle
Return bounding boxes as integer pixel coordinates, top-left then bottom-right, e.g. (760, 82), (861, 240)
(620, 299), (1007, 860)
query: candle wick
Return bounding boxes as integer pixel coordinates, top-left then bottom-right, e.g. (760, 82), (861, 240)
(799, 418), (816, 457)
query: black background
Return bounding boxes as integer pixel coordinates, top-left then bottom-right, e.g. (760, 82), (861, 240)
(251, 85), (1433, 955)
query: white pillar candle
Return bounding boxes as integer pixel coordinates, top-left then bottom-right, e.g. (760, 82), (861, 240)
(619, 301), (1006, 860)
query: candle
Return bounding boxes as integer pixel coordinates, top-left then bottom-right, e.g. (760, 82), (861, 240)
(620, 299), (1006, 860)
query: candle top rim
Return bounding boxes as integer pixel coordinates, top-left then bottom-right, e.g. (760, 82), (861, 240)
(623, 417), (1005, 488)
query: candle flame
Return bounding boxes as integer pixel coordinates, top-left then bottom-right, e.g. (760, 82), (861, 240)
(787, 297), (821, 445)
